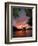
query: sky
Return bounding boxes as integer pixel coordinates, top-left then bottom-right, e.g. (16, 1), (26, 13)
(12, 8), (30, 29)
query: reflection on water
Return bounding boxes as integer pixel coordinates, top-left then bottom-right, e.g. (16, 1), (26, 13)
(13, 24), (32, 37)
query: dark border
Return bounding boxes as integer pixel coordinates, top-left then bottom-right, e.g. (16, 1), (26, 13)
(5, 2), (37, 44)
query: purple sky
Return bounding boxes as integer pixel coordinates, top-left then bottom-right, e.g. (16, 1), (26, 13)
(12, 9), (30, 27)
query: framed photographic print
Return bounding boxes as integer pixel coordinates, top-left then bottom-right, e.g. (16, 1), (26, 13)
(5, 2), (37, 44)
